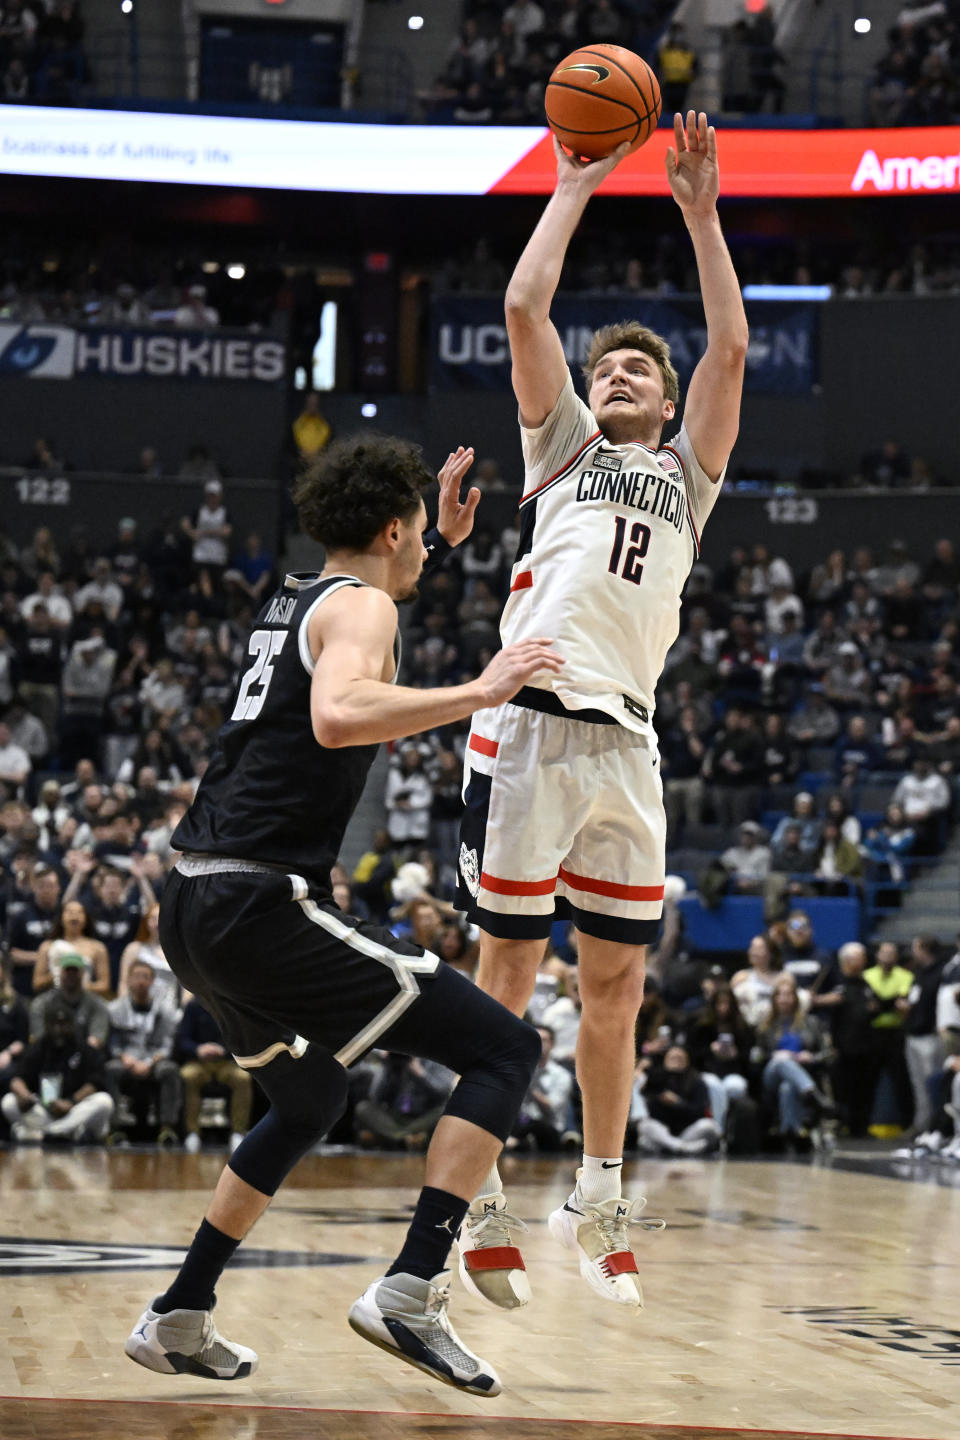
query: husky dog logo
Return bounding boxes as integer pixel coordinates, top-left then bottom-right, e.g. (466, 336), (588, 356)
(459, 843), (481, 900)
(0, 324), (76, 379)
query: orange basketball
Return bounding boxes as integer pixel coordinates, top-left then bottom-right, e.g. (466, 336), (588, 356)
(545, 44), (662, 160)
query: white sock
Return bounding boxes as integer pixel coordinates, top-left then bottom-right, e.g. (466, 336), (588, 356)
(578, 1154), (623, 1204)
(475, 1164), (503, 1201)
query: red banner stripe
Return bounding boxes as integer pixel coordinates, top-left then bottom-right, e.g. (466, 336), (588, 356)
(481, 871), (557, 897)
(469, 734), (499, 758)
(510, 570), (533, 592)
(558, 867), (664, 902)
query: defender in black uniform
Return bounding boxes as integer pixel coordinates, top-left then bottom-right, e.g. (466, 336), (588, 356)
(124, 437), (564, 1397)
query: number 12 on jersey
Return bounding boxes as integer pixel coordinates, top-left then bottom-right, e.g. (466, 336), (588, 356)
(231, 629), (288, 722)
(608, 516), (651, 585)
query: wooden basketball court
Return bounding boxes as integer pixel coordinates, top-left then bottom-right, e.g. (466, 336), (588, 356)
(1, 1146), (958, 1440)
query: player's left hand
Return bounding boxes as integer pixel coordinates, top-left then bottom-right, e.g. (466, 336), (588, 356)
(436, 445), (481, 547)
(665, 110), (719, 216)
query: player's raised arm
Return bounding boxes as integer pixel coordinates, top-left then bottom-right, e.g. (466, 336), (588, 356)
(505, 136), (630, 428)
(666, 111), (749, 481)
(309, 586), (563, 748)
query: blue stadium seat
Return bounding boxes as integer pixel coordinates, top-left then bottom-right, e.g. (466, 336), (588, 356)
(678, 895), (861, 953)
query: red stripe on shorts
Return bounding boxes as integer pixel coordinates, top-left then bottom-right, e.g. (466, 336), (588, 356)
(481, 871), (557, 897)
(558, 867), (664, 902)
(469, 734), (499, 758)
(510, 570), (533, 592)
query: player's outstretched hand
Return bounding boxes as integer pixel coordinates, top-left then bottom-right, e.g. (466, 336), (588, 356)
(665, 110), (719, 216)
(436, 445), (481, 548)
(554, 135), (632, 195)
(477, 638), (565, 708)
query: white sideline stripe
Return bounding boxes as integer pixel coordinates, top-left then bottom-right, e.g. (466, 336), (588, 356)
(297, 575), (367, 677)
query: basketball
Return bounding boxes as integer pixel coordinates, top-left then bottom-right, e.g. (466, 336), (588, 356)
(545, 44), (662, 160)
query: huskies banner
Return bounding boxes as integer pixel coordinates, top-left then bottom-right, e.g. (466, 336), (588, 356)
(430, 297), (818, 396)
(0, 324), (286, 383)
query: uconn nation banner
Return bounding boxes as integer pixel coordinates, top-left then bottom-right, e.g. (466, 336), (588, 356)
(0, 324), (286, 383)
(430, 297), (818, 395)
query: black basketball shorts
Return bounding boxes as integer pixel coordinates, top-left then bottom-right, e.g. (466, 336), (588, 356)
(160, 857), (440, 1071)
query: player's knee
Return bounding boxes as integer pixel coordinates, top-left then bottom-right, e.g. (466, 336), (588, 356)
(493, 1011), (542, 1096)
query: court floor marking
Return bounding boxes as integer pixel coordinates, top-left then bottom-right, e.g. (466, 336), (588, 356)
(0, 1394), (942, 1440)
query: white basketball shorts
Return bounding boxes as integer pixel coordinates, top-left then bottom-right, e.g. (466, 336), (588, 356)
(455, 689), (665, 945)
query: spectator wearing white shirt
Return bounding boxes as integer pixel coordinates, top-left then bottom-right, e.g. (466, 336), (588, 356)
(502, 1), (545, 38)
(764, 580), (804, 638)
(511, 1025), (574, 1150)
(74, 558), (123, 623)
(20, 570), (72, 630)
(721, 820), (772, 894)
(0, 720), (31, 796)
(181, 479), (231, 573)
(173, 283), (219, 328)
(139, 659), (186, 727)
(540, 967), (582, 1065)
(892, 755), (951, 853)
(384, 748), (433, 846)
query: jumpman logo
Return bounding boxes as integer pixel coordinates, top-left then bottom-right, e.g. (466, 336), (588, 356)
(434, 1215), (457, 1235)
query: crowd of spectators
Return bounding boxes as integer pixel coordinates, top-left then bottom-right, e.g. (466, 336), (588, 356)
(1, 469), (959, 1158)
(869, 3), (960, 128)
(0, 0), (87, 105)
(435, 228), (960, 305)
(422, 0), (671, 124)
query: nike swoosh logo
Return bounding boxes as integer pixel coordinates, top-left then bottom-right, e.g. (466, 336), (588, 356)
(563, 1202), (583, 1215)
(601, 1161), (623, 1169)
(559, 63), (610, 84)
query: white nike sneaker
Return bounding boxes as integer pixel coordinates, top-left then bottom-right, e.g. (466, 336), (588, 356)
(548, 1173), (666, 1308)
(124, 1300), (258, 1380)
(456, 1191), (531, 1310)
(913, 1130), (943, 1156)
(348, 1269), (501, 1396)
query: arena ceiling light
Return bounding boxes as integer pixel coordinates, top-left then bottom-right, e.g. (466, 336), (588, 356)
(408, 16), (424, 29)
(226, 263), (246, 280)
(854, 17), (871, 32)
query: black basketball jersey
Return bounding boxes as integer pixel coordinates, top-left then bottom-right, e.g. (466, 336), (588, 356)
(172, 572), (399, 887)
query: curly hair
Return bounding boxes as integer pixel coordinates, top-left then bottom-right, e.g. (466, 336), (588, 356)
(582, 321), (680, 403)
(293, 434), (435, 551)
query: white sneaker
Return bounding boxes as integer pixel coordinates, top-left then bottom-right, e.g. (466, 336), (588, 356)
(11, 1122), (44, 1144)
(124, 1301), (258, 1380)
(184, 1133), (201, 1155)
(547, 1173), (666, 1308)
(939, 1136), (960, 1162)
(456, 1192), (530, 1310)
(913, 1130), (943, 1156)
(348, 1269), (501, 1396)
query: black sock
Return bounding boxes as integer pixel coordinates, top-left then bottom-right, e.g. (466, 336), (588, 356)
(385, 1186), (470, 1283)
(153, 1219), (241, 1314)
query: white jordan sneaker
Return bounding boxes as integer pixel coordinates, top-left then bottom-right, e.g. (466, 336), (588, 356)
(548, 1173), (666, 1308)
(456, 1191), (531, 1310)
(348, 1269), (501, 1396)
(124, 1300), (258, 1380)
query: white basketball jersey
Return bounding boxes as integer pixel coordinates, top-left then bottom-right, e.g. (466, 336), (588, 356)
(501, 374), (724, 734)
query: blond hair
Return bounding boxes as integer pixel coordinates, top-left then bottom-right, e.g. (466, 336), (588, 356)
(582, 321), (679, 404)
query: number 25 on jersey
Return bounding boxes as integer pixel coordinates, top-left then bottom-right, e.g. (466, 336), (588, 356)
(231, 630), (288, 722)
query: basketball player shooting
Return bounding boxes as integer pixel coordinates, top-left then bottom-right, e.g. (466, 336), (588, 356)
(455, 112), (749, 1308)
